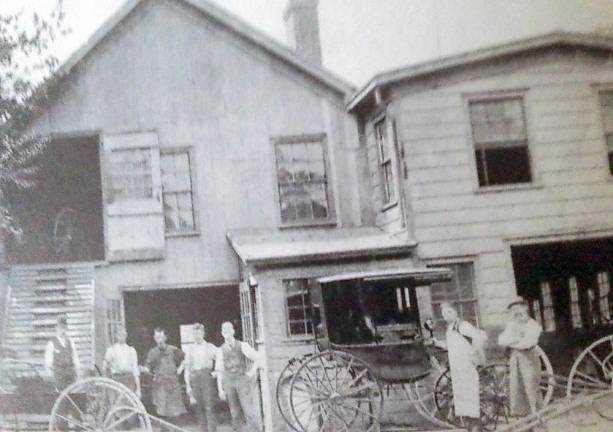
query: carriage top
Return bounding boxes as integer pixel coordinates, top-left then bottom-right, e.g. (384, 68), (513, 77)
(310, 266), (452, 383)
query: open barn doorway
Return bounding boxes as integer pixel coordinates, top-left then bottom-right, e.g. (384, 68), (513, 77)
(123, 285), (241, 424)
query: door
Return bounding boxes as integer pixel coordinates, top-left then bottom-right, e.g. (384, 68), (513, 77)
(103, 131), (165, 261)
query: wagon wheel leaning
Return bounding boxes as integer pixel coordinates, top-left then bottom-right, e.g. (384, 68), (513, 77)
(288, 350), (383, 432)
(276, 356), (309, 432)
(566, 335), (613, 421)
(49, 377), (152, 432)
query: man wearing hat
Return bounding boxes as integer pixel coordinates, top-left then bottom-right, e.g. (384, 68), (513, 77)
(498, 296), (543, 419)
(44, 316), (81, 390)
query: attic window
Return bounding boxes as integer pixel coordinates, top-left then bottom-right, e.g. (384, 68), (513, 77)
(469, 97), (532, 187)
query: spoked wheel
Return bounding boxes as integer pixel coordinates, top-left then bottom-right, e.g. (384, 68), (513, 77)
(288, 350), (383, 432)
(567, 335), (613, 421)
(49, 377), (151, 432)
(433, 366), (506, 432)
(277, 356), (308, 432)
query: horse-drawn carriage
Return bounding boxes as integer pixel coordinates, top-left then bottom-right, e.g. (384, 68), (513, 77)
(275, 268), (613, 431)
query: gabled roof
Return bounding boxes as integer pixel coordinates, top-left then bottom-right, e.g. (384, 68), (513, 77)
(56, 0), (353, 95)
(226, 227), (415, 267)
(348, 31), (613, 112)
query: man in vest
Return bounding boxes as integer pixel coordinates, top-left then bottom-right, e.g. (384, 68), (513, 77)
(214, 321), (262, 432)
(44, 316), (81, 391)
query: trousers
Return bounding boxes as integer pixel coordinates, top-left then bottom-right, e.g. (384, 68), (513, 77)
(223, 374), (262, 432)
(192, 369), (217, 432)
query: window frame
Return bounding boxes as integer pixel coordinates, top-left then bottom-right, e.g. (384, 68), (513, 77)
(283, 278), (314, 339)
(272, 133), (336, 228)
(160, 146), (199, 237)
(373, 115), (397, 208)
(596, 87), (613, 177)
(464, 90), (536, 191)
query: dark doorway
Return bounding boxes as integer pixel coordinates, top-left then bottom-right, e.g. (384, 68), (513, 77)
(511, 238), (613, 373)
(7, 136), (105, 264)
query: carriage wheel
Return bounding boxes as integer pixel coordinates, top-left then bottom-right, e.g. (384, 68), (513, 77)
(566, 335), (613, 420)
(433, 366), (507, 431)
(49, 377), (151, 432)
(276, 356), (308, 432)
(288, 350), (383, 432)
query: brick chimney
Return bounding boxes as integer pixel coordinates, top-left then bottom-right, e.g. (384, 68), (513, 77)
(284, 0), (322, 65)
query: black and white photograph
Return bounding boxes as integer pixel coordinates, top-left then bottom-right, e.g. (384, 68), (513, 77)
(0, 0), (613, 431)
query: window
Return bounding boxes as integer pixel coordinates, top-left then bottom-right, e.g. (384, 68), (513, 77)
(106, 299), (124, 344)
(274, 136), (331, 224)
(597, 271), (611, 322)
(540, 281), (556, 332)
(374, 117), (395, 205)
(160, 150), (195, 233)
(568, 276), (583, 329)
(598, 90), (613, 175)
(430, 263), (478, 328)
(284, 279), (313, 337)
(469, 97), (532, 187)
(109, 148), (153, 201)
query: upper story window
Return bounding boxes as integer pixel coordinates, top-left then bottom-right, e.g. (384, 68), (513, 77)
(109, 148), (153, 200)
(374, 117), (396, 205)
(469, 97), (532, 187)
(274, 135), (332, 225)
(160, 149), (196, 234)
(598, 90), (613, 175)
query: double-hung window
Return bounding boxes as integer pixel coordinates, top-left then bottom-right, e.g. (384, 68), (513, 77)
(160, 149), (196, 234)
(598, 90), (613, 175)
(374, 117), (396, 205)
(469, 97), (532, 187)
(274, 135), (332, 225)
(284, 279), (313, 337)
(430, 263), (478, 330)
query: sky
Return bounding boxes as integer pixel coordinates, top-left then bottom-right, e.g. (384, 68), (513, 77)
(3, 0), (613, 86)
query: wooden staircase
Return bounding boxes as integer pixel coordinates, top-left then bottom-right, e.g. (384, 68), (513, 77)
(0, 262), (96, 431)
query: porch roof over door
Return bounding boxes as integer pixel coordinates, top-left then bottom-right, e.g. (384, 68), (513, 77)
(226, 227), (416, 267)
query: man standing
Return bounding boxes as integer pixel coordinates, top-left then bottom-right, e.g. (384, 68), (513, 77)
(215, 322), (262, 432)
(44, 316), (81, 391)
(144, 328), (187, 423)
(185, 323), (218, 432)
(498, 297), (543, 418)
(103, 326), (141, 397)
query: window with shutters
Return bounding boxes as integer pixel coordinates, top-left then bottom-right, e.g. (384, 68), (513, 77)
(599, 90), (613, 175)
(274, 135), (334, 226)
(108, 148), (153, 202)
(284, 279), (313, 337)
(469, 97), (532, 187)
(106, 299), (124, 345)
(160, 149), (197, 234)
(374, 116), (396, 206)
(429, 263), (478, 332)
(540, 281), (556, 332)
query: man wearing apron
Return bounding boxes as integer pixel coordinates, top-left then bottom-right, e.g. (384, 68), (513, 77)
(439, 301), (487, 432)
(44, 317), (81, 391)
(498, 297), (543, 418)
(215, 322), (262, 432)
(145, 328), (187, 426)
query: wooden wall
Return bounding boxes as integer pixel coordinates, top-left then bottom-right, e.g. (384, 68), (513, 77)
(365, 48), (613, 326)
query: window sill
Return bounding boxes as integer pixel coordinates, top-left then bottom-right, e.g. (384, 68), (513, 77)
(165, 230), (200, 238)
(381, 201), (398, 212)
(474, 182), (543, 194)
(281, 336), (314, 345)
(279, 220), (337, 230)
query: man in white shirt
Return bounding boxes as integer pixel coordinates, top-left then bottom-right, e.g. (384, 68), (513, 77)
(215, 321), (262, 432)
(103, 326), (141, 398)
(44, 317), (81, 391)
(498, 296), (543, 419)
(185, 323), (219, 432)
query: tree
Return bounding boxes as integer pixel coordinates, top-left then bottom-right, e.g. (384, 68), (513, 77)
(0, 1), (65, 238)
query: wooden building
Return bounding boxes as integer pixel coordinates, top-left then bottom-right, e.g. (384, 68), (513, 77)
(348, 31), (613, 371)
(0, 0), (446, 429)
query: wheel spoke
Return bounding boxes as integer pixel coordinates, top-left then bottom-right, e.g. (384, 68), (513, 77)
(104, 408), (137, 431)
(54, 413), (95, 431)
(64, 392), (87, 420)
(338, 398), (378, 420)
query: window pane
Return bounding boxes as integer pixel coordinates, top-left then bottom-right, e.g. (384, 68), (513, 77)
(482, 146), (531, 186)
(470, 98), (526, 144)
(276, 140), (330, 223)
